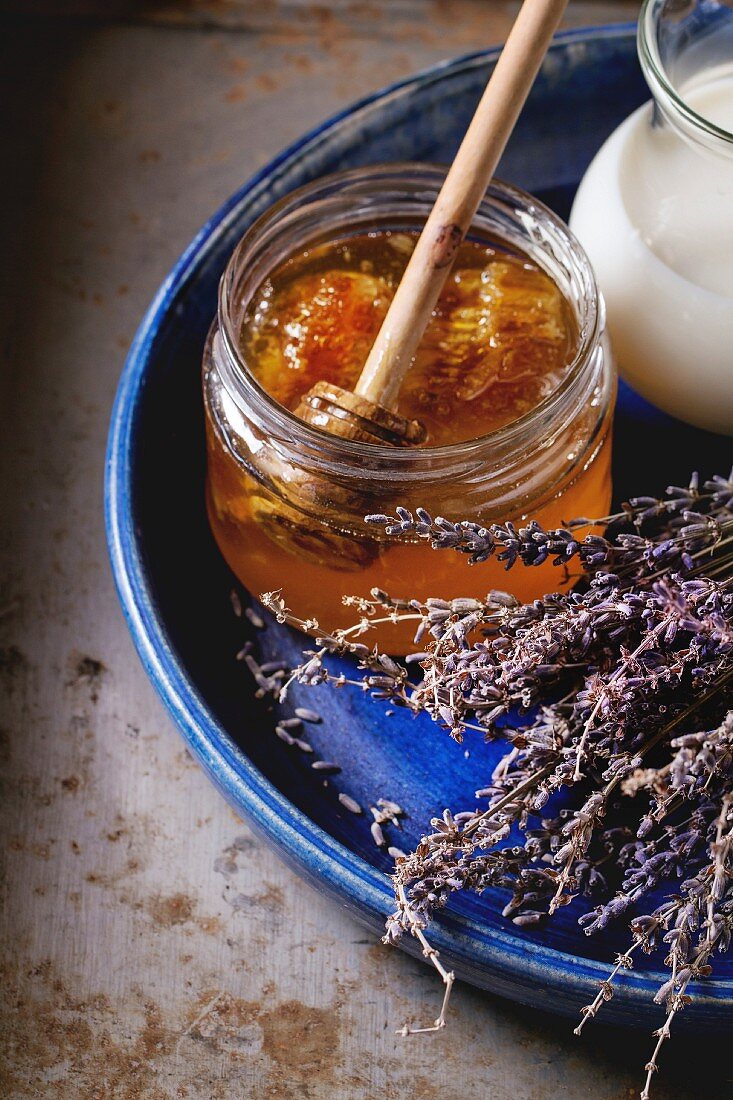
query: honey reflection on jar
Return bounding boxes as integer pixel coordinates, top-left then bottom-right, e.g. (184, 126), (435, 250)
(203, 168), (616, 654)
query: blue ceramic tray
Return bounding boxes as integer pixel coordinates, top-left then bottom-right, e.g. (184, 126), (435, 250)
(106, 26), (733, 1030)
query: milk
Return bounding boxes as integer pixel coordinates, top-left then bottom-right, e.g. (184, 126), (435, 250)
(570, 65), (733, 435)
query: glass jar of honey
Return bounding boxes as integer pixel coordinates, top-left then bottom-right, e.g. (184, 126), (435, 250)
(203, 166), (615, 651)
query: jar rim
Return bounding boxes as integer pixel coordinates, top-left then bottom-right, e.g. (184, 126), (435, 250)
(638, 0), (733, 147)
(217, 164), (604, 471)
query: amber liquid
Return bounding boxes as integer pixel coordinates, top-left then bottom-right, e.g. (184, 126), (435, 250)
(206, 231), (613, 651)
(239, 232), (578, 444)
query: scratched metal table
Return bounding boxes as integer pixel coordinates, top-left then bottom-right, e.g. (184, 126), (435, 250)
(2, 3), (730, 1098)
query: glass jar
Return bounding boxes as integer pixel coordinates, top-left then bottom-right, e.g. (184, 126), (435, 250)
(570, 0), (733, 435)
(203, 165), (615, 652)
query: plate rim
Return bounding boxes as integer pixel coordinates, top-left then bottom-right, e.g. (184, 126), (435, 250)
(104, 22), (733, 1024)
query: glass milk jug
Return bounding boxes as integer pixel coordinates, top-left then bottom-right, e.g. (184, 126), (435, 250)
(570, 0), (733, 435)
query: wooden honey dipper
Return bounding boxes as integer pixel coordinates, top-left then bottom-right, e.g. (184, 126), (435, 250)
(295, 0), (568, 447)
(252, 0), (569, 574)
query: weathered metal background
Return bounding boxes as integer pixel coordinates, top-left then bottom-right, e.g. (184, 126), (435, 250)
(3, 2), (728, 1097)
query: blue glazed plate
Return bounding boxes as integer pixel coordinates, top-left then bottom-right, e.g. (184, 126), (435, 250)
(105, 26), (733, 1030)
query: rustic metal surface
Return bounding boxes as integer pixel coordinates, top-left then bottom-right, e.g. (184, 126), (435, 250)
(2, 3), (730, 1097)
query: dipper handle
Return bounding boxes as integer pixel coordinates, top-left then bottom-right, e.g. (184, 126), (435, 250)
(354, 0), (568, 411)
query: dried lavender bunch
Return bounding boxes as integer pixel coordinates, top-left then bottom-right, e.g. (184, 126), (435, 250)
(260, 471), (733, 1096)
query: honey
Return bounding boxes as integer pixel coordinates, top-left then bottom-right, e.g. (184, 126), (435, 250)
(203, 168), (615, 652)
(240, 232), (577, 446)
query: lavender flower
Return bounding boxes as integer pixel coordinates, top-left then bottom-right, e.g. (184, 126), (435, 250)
(260, 470), (733, 1098)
